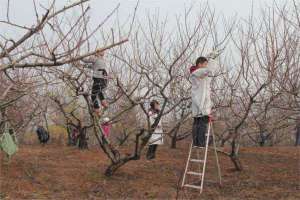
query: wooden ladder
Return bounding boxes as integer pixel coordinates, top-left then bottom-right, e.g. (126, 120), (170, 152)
(181, 120), (222, 194)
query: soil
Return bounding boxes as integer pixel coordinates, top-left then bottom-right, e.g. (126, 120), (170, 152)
(1, 142), (299, 200)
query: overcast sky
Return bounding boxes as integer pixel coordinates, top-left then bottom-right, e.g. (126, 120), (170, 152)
(0, 0), (284, 28)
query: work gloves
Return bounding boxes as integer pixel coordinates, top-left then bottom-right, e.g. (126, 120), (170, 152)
(206, 49), (223, 59)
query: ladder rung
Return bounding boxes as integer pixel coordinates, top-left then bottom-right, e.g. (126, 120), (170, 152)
(192, 146), (205, 149)
(190, 159), (204, 163)
(187, 171), (202, 176)
(183, 184), (201, 189)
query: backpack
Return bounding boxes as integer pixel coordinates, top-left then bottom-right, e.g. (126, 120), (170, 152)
(0, 131), (18, 158)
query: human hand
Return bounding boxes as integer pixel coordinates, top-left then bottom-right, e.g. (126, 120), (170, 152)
(206, 49), (223, 59)
(101, 100), (109, 108)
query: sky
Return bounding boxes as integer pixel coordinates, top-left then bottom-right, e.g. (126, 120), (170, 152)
(0, 0), (287, 67)
(0, 0), (284, 32)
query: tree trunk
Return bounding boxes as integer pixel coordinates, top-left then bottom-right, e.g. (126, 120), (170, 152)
(67, 130), (72, 145)
(230, 139), (243, 171)
(78, 128), (88, 149)
(105, 155), (136, 176)
(259, 135), (266, 147)
(170, 127), (179, 149)
(66, 125), (75, 146)
(105, 161), (124, 176)
(295, 126), (300, 146)
(171, 136), (177, 149)
(230, 154), (243, 171)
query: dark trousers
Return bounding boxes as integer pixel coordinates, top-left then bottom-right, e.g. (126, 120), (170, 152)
(146, 144), (158, 160)
(192, 116), (209, 147)
(91, 78), (106, 109)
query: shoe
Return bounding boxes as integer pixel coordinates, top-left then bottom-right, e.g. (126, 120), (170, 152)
(146, 155), (155, 160)
(192, 145), (205, 149)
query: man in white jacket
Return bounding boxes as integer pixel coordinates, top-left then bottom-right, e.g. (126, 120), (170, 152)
(189, 51), (220, 147)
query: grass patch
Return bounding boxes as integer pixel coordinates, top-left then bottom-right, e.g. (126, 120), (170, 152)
(87, 168), (107, 182)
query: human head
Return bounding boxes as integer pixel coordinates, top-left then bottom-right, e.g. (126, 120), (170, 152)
(96, 50), (105, 57)
(150, 100), (160, 112)
(196, 56), (208, 68)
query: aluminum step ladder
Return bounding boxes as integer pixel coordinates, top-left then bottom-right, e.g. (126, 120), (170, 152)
(181, 120), (222, 194)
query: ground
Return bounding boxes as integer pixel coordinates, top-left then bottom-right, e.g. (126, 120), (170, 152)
(0, 142), (299, 200)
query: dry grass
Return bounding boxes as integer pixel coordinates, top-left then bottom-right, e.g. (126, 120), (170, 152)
(0, 142), (299, 200)
(20, 125), (67, 145)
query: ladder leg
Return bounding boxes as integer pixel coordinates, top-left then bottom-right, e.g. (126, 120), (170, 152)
(200, 122), (211, 194)
(182, 120), (223, 193)
(211, 124), (222, 186)
(181, 141), (193, 187)
(197, 147), (201, 184)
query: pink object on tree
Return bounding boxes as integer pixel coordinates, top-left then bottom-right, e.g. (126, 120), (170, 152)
(101, 122), (112, 137)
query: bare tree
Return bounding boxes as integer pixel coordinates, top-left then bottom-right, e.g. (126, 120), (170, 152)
(217, 1), (299, 169)
(1, 0), (298, 177)
(0, 0), (128, 136)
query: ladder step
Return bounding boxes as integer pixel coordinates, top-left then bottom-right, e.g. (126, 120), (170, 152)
(183, 184), (201, 189)
(187, 171), (203, 176)
(190, 159), (204, 163)
(192, 146), (205, 149)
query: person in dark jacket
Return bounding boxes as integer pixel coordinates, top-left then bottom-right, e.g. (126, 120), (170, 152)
(36, 126), (50, 144)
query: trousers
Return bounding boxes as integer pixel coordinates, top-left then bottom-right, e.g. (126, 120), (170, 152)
(192, 116), (209, 147)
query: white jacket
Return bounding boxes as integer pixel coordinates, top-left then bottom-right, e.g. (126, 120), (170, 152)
(190, 59), (218, 117)
(148, 111), (164, 145)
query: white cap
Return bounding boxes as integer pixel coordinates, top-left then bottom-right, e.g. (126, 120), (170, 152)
(103, 117), (110, 122)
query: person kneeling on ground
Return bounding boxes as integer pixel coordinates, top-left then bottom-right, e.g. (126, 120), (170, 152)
(189, 50), (221, 147)
(36, 126), (50, 144)
(146, 100), (164, 160)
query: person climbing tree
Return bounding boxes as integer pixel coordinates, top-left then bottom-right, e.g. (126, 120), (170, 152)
(82, 50), (109, 116)
(101, 117), (112, 138)
(146, 100), (164, 160)
(36, 126), (50, 144)
(189, 50), (221, 147)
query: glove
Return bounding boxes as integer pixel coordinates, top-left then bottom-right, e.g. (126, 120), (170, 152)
(206, 49), (223, 59)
